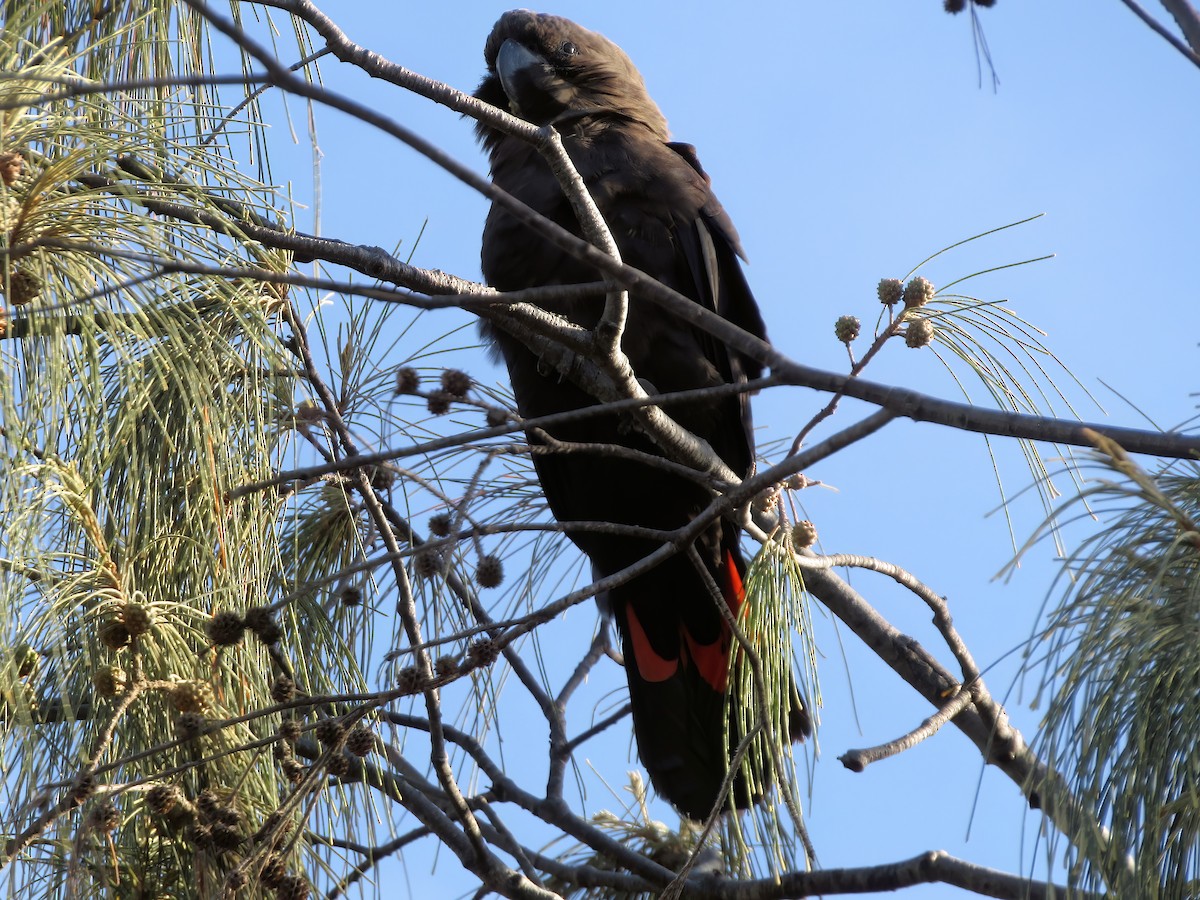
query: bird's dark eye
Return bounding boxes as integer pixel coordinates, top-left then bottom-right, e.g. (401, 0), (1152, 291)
(558, 40), (578, 56)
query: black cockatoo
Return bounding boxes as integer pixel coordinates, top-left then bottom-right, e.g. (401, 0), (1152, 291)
(475, 10), (808, 820)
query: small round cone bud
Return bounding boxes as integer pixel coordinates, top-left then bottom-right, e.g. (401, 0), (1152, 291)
(294, 399), (323, 424)
(326, 753), (350, 777)
(878, 277), (904, 306)
(121, 601), (155, 637)
(98, 619), (131, 651)
(281, 759), (305, 784)
(145, 783), (181, 816)
(428, 513), (452, 537)
(903, 276), (935, 309)
(0, 151), (22, 186)
(786, 474), (810, 491)
(339, 585), (362, 607)
(467, 637), (500, 667)
(206, 610), (245, 647)
(975, 0), (995, 6)
(791, 520), (819, 550)
(426, 390), (453, 415)
(395, 367), (420, 394)
(93, 664), (128, 697)
(944, 0), (966, 11)
(170, 680), (213, 713)
(905, 318), (935, 348)
(271, 674), (296, 703)
(475, 554), (504, 589)
(346, 725), (375, 757)
(176, 711), (205, 739)
(435, 656), (459, 679)
(834, 315), (861, 344)
(485, 407), (508, 428)
(440, 368), (471, 398)
(13, 643), (38, 678)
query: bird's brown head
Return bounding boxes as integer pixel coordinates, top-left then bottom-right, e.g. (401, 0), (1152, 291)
(475, 10), (668, 146)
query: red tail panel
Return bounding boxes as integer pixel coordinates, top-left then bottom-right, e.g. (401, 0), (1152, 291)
(625, 603), (680, 684)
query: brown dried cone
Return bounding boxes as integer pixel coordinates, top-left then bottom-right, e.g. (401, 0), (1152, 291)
(196, 789), (220, 820)
(475, 554), (504, 588)
(325, 752), (350, 777)
(270, 674), (296, 703)
(485, 406), (508, 427)
(440, 368), (471, 398)
(466, 637), (500, 667)
(206, 610), (245, 646)
(281, 759), (305, 784)
(275, 873), (310, 900)
(211, 822), (244, 851)
(187, 823), (213, 849)
(254, 618), (283, 645)
(145, 783), (182, 816)
(259, 855), (288, 889)
(98, 619), (131, 651)
(435, 655), (459, 679)
(7, 270), (40, 306)
(413, 548), (444, 579)
(428, 513), (452, 537)
(339, 585), (362, 607)
(394, 366), (420, 394)
(121, 601), (155, 636)
(426, 390), (453, 415)
(88, 801), (121, 833)
(242, 606), (274, 634)
(314, 717), (345, 747)
(346, 724), (375, 757)
(278, 717), (302, 744)
(396, 666), (420, 693)
(944, 0), (966, 11)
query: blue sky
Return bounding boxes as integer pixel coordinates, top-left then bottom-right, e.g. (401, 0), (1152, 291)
(247, 2), (1198, 896)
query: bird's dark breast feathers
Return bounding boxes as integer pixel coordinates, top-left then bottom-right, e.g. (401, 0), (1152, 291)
(479, 124), (754, 584)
